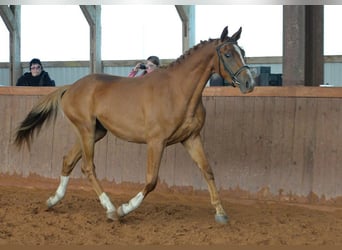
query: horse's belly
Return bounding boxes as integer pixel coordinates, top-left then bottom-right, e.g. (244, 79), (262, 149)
(167, 118), (203, 145)
(97, 114), (147, 143)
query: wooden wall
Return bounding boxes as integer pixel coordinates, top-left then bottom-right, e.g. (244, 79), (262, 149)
(1, 86), (341, 203)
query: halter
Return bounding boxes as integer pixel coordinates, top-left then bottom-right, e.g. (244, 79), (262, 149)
(216, 42), (250, 88)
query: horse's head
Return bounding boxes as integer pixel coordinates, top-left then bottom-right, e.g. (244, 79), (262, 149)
(214, 26), (255, 94)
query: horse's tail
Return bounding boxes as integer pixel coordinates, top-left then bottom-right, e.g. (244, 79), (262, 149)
(14, 85), (70, 150)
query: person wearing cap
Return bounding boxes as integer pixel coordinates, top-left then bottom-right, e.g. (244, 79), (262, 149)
(128, 55), (160, 77)
(16, 58), (55, 86)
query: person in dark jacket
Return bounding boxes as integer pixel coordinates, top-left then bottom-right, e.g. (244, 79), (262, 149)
(16, 58), (55, 86)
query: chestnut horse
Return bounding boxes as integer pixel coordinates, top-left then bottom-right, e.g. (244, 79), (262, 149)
(14, 26), (255, 224)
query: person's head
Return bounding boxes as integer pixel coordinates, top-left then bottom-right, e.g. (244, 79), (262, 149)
(145, 56), (160, 73)
(29, 58), (43, 77)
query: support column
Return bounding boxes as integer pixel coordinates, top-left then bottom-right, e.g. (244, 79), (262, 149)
(80, 5), (102, 74)
(175, 5), (195, 52)
(305, 5), (324, 86)
(283, 6), (306, 86)
(283, 5), (324, 86)
(0, 5), (21, 86)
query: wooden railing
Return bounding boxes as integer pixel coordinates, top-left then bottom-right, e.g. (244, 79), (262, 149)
(1, 86), (341, 203)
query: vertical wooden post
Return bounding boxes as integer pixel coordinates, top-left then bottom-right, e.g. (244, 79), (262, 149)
(283, 6), (306, 86)
(304, 5), (324, 86)
(80, 5), (102, 74)
(0, 5), (21, 86)
(175, 5), (195, 52)
(283, 5), (324, 86)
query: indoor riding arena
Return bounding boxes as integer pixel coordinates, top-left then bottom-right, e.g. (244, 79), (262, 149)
(0, 86), (341, 247)
(0, 4), (342, 249)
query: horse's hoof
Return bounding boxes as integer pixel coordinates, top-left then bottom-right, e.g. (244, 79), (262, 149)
(46, 197), (55, 208)
(106, 210), (118, 221)
(215, 214), (228, 224)
(116, 206), (125, 218)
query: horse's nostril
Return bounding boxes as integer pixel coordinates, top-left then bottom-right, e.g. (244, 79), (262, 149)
(246, 81), (250, 89)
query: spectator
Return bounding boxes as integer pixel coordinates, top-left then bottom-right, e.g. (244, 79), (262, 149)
(16, 58), (55, 86)
(128, 55), (160, 77)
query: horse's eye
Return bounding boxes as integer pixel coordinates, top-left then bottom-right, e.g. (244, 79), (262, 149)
(225, 53), (232, 58)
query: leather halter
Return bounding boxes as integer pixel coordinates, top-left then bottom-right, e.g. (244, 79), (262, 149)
(216, 42), (250, 87)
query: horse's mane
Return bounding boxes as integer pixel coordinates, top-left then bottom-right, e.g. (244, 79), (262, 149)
(167, 38), (219, 68)
(165, 35), (240, 69)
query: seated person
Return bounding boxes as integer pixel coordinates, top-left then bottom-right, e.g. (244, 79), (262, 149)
(128, 55), (160, 77)
(16, 58), (55, 86)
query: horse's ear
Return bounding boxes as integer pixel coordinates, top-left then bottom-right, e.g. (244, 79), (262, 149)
(231, 27), (242, 42)
(220, 26), (228, 42)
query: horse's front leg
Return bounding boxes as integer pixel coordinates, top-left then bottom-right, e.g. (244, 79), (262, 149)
(182, 135), (228, 224)
(117, 140), (164, 218)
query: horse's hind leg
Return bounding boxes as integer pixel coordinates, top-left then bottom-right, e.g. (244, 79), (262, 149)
(47, 124), (108, 210)
(76, 124), (117, 220)
(46, 142), (82, 208)
(117, 140), (164, 218)
(182, 135), (228, 224)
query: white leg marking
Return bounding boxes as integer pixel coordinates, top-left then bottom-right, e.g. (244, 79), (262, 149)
(46, 176), (70, 208)
(99, 192), (116, 213)
(118, 192), (144, 216)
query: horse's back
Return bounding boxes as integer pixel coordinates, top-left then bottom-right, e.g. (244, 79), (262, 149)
(63, 73), (139, 101)
(72, 73), (125, 89)
(60, 73), (148, 141)
(61, 74), (122, 118)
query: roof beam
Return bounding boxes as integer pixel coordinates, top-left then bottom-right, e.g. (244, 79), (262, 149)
(0, 5), (16, 32)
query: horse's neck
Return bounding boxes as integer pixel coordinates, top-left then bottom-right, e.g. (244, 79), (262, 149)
(169, 41), (217, 106)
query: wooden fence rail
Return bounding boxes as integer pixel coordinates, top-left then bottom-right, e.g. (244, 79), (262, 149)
(1, 86), (341, 203)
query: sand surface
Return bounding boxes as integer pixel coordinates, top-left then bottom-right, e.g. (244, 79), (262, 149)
(0, 176), (341, 246)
